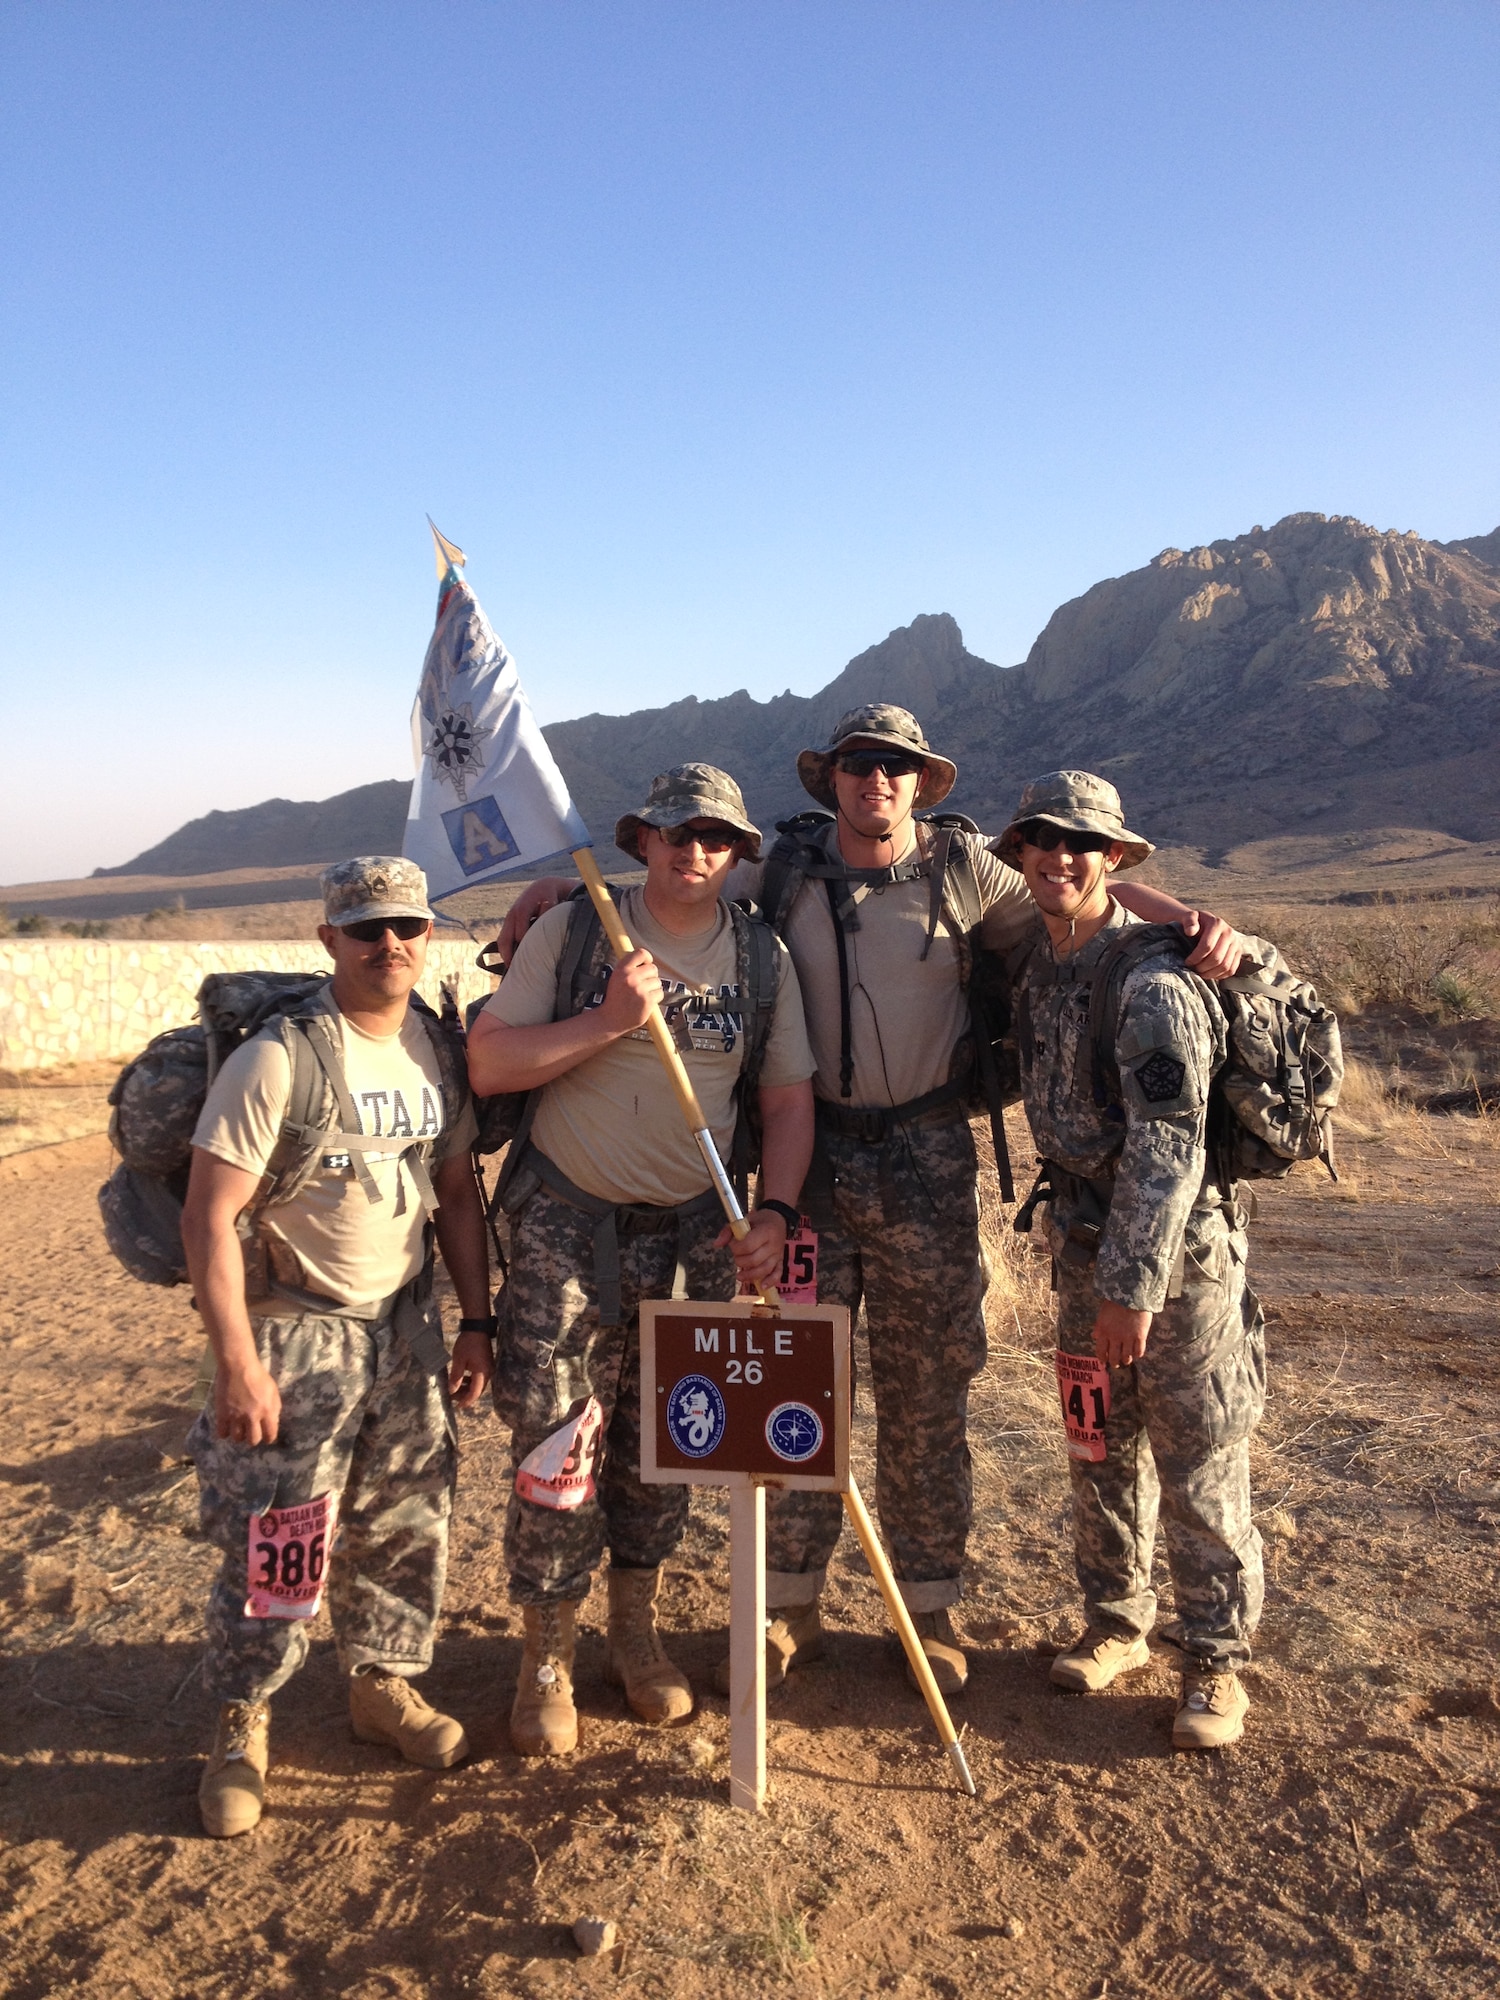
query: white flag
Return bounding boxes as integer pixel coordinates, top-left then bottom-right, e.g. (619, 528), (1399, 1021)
(403, 528), (591, 901)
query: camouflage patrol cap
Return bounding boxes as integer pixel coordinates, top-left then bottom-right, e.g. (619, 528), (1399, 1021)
(320, 855), (435, 926)
(995, 771), (1155, 870)
(797, 703), (957, 809)
(614, 764), (762, 861)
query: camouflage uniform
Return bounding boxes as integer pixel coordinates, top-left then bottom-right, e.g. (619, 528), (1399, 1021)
(188, 1294), (457, 1702)
(764, 1108), (988, 1612)
(760, 703), (1006, 1616)
(495, 1181), (739, 1605)
(1014, 902), (1266, 1668)
(187, 855), (470, 1706)
(490, 765), (795, 1614)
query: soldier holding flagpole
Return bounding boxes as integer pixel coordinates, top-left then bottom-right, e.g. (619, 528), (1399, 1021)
(408, 531), (979, 1791)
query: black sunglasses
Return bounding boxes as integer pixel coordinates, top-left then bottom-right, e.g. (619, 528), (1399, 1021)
(656, 822), (741, 851)
(340, 916), (431, 943)
(834, 749), (927, 780)
(1017, 821), (1113, 856)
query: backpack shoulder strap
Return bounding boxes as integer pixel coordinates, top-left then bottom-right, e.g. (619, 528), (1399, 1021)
(732, 902), (779, 1074)
(919, 825), (955, 963)
(408, 988), (471, 1135)
(941, 827), (986, 937)
(911, 821), (986, 963)
(493, 891), (607, 1209)
(1086, 924), (1204, 1108)
(555, 891), (607, 1016)
(726, 902), (782, 1202)
(284, 1014), (325, 1135)
(759, 812), (837, 934)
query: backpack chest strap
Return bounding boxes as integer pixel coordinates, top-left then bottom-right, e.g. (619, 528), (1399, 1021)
(294, 1015), (440, 1214)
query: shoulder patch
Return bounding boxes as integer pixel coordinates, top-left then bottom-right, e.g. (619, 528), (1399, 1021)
(1135, 1050), (1187, 1104)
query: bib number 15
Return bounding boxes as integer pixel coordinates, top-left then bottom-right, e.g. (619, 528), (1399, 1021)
(778, 1222), (818, 1303)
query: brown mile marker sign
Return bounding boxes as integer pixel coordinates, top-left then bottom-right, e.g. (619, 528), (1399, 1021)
(638, 1301), (851, 1492)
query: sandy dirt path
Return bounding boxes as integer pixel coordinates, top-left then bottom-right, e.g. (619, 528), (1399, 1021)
(2, 1112), (1499, 1999)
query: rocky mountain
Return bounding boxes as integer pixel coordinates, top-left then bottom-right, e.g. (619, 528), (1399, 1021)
(100, 511), (1500, 877)
(1002, 511), (1500, 848)
(95, 780), (410, 878)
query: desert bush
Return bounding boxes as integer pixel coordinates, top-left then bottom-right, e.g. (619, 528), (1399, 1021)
(1256, 895), (1500, 1018)
(59, 919), (110, 939)
(14, 913), (51, 936)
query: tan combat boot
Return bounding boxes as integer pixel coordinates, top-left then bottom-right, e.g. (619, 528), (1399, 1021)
(199, 1699), (271, 1838)
(1172, 1665), (1249, 1750)
(1050, 1627), (1153, 1693)
(349, 1669), (469, 1768)
(510, 1601), (579, 1756)
(904, 1608), (968, 1696)
(712, 1600), (826, 1696)
(605, 1566), (693, 1724)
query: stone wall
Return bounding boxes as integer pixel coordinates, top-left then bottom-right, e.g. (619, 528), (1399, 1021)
(0, 940), (496, 1073)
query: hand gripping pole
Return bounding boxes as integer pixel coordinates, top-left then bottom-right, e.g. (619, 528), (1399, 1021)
(570, 847), (778, 1309)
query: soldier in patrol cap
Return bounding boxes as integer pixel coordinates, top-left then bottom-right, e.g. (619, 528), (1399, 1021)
(496, 714), (1240, 1697)
(182, 855), (493, 1835)
(998, 773), (1268, 1748)
(467, 766), (816, 1758)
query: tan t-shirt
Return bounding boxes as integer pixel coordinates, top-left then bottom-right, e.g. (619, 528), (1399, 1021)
(193, 1003), (477, 1308)
(484, 887), (814, 1206)
(728, 823), (1035, 1107)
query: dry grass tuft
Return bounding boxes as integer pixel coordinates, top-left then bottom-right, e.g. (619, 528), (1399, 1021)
(1248, 895), (1500, 1019)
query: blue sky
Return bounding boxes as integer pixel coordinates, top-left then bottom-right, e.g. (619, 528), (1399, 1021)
(2, 2), (1496, 882)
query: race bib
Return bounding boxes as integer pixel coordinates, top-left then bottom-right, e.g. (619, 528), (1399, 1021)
(778, 1221), (818, 1303)
(515, 1397), (603, 1511)
(734, 1219), (819, 1302)
(1055, 1351), (1111, 1463)
(246, 1492), (338, 1621)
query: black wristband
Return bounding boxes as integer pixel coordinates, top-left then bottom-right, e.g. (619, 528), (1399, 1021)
(759, 1199), (802, 1234)
(458, 1316), (498, 1337)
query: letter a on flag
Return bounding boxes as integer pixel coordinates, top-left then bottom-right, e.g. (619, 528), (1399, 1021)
(403, 522), (592, 901)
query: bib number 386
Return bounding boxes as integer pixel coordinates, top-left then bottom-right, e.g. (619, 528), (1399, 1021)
(245, 1491), (338, 1621)
(1054, 1352), (1111, 1463)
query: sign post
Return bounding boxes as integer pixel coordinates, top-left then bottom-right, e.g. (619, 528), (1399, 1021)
(727, 1483), (766, 1812)
(641, 1298), (851, 1812)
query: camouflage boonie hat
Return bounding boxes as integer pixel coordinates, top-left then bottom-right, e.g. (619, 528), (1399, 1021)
(320, 855), (435, 926)
(995, 770), (1155, 870)
(614, 764), (762, 861)
(797, 703), (957, 809)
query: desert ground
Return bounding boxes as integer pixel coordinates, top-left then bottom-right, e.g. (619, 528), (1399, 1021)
(2, 869), (1499, 1998)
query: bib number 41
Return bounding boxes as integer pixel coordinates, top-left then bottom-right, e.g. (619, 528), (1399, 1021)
(1054, 1352), (1111, 1463)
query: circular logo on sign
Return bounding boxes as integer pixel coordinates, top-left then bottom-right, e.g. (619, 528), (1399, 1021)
(666, 1374), (726, 1458)
(258, 1512), (278, 1535)
(765, 1402), (825, 1463)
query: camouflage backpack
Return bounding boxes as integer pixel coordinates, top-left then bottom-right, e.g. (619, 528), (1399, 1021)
(99, 971), (469, 1288)
(1085, 924), (1343, 1184)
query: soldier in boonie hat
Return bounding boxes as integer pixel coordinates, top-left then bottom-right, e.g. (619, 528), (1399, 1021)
(995, 770), (1155, 870)
(613, 763), (762, 861)
(796, 703), (957, 811)
(320, 855), (435, 927)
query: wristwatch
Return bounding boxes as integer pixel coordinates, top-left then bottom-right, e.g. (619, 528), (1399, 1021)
(758, 1199), (802, 1235)
(457, 1315), (499, 1338)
